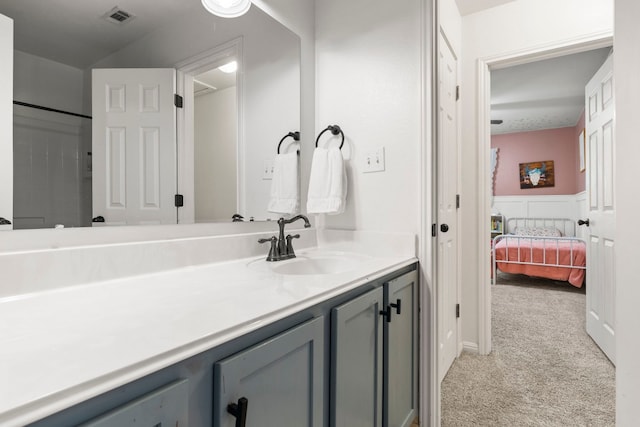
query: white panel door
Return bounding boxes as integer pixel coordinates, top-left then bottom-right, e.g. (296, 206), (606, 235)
(437, 31), (460, 382)
(92, 69), (177, 226)
(584, 54), (615, 364)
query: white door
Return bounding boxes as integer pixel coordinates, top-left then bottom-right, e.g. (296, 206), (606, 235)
(92, 68), (177, 226)
(437, 32), (460, 382)
(584, 54), (615, 363)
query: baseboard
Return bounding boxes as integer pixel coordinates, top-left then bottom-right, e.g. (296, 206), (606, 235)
(462, 341), (479, 354)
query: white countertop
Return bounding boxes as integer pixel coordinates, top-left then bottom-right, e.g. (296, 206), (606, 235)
(0, 240), (416, 426)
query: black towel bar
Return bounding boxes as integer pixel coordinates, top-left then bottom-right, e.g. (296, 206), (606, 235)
(277, 131), (300, 154)
(315, 125), (344, 149)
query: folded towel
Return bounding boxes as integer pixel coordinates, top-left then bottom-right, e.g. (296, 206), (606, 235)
(268, 151), (299, 214)
(306, 147), (347, 214)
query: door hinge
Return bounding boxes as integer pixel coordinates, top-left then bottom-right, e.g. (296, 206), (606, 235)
(432, 223), (437, 237)
(456, 303), (460, 318)
(175, 194), (184, 207)
(456, 85), (460, 101)
(174, 94), (184, 108)
(456, 194), (460, 209)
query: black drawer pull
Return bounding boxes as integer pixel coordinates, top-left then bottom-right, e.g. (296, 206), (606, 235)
(390, 299), (401, 315)
(227, 397), (248, 427)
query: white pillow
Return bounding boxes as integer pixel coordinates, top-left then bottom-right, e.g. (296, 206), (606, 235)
(512, 226), (562, 237)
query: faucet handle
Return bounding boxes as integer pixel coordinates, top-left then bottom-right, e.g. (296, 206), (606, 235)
(258, 236), (279, 262)
(285, 234), (301, 259)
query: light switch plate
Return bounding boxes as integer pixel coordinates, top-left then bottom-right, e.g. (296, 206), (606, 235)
(363, 147), (385, 173)
(263, 160), (274, 180)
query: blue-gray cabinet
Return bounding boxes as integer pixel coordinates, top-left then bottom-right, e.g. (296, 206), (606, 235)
(331, 287), (385, 427)
(331, 270), (418, 427)
(385, 271), (419, 427)
(212, 317), (325, 427)
(28, 264), (418, 427)
(78, 380), (189, 427)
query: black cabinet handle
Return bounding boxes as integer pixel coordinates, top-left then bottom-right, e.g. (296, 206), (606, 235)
(390, 299), (401, 315)
(578, 219), (590, 227)
(227, 397), (248, 427)
(380, 306), (392, 323)
(440, 224), (449, 232)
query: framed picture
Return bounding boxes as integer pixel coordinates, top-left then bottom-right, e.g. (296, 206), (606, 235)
(579, 129), (586, 172)
(519, 160), (555, 189)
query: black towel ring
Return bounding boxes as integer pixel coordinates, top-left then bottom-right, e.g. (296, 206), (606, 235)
(315, 125), (344, 149)
(277, 131), (300, 154)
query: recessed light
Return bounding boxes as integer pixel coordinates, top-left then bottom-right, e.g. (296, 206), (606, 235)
(219, 61), (238, 74)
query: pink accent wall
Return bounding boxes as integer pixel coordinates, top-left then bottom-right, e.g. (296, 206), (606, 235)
(492, 123), (584, 196)
(574, 110), (586, 193)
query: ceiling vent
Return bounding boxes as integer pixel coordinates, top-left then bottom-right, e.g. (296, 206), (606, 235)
(103, 7), (136, 25)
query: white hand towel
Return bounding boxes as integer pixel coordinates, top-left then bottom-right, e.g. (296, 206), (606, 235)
(268, 151), (299, 214)
(306, 147), (347, 214)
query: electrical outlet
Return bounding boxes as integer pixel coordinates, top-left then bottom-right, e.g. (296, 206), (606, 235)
(262, 160), (274, 180)
(363, 147), (385, 173)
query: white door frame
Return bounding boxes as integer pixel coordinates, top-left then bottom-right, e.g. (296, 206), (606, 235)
(476, 32), (613, 354)
(419, 0), (437, 424)
(174, 37), (244, 224)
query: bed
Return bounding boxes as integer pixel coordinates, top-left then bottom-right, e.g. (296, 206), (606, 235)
(492, 217), (586, 288)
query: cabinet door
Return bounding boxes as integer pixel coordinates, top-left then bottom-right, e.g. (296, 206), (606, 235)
(79, 380), (188, 427)
(385, 271), (419, 427)
(331, 287), (384, 427)
(213, 317), (324, 427)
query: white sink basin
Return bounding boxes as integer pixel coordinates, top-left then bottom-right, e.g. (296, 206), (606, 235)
(248, 251), (372, 275)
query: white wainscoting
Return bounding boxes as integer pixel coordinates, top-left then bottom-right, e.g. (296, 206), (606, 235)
(492, 193), (587, 236)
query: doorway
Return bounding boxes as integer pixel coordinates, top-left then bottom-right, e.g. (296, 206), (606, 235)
(442, 40), (615, 427)
(175, 38), (243, 224)
(476, 35), (614, 355)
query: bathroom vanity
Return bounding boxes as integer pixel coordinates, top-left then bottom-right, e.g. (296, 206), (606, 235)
(0, 228), (418, 427)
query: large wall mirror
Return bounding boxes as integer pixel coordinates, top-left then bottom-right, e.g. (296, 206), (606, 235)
(1, 0), (300, 230)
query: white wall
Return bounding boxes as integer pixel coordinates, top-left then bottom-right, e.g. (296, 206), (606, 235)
(460, 0), (614, 347)
(614, 0), (640, 424)
(12, 51), (86, 229)
(315, 0), (421, 234)
(439, 0), (462, 54)
(0, 14), (12, 230)
(194, 87), (238, 222)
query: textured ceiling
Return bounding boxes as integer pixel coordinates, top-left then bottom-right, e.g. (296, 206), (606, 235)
(490, 48), (611, 135)
(0, 0), (204, 69)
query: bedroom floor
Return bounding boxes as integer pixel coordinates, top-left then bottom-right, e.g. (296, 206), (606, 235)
(441, 273), (615, 426)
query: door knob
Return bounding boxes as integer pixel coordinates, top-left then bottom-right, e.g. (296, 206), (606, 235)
(578, 219), (590, 227)
(440, 224), (449, 233)
(227, 397), (248, 427)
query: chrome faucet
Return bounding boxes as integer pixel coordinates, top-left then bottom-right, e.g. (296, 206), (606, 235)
(258, 215), (311, 261)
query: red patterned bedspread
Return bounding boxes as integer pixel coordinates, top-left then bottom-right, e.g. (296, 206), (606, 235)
(494, 237), (586, 288)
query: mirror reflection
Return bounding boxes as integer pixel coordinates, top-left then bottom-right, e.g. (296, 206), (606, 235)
(194, 61), (238, 222)
(1, 0), (300, 229)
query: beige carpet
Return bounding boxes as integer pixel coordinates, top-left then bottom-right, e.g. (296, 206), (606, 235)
(441, 273), (615, 426)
